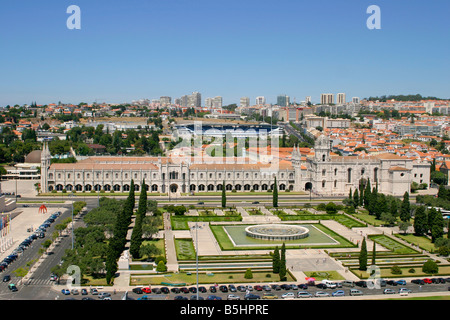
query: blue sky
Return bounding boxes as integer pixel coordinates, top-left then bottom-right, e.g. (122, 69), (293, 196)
(0, 0), (449, 106)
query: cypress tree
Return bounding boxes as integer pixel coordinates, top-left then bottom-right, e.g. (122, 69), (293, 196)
(427, 208), (438, 235)
(359, 185), (364, 208)
(353, 188), (359, 208)
(364, 179), (371, 208)
(279, 243), (287, 281)
(221, 180), (226, 208)
(272, 246), (280, 273)
(400, 191), (411, 222)
(413, 205), (428, 236)
(130, 179), (148, 259)
(390, 198), (399, 218)
(431, 210), (445, 243)
(372, 241), (376, 265)
(273, 177), (278, 208)
(359, 237), (368, 271)
(349, 188), (353, 206)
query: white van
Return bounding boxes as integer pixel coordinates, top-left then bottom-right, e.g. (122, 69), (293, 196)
(321, 280), (336, 289)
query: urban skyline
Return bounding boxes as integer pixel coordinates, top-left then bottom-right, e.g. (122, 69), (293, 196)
(1, 0), (449, 106)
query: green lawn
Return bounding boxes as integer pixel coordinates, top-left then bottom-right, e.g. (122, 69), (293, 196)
(370, 235), (419, 254)
(396, 234), (436, 252)
(303, 271), (345, 281)
(175, 239), (196, 260)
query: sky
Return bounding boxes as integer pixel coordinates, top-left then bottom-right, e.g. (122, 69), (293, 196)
(0, 0), (449, 106)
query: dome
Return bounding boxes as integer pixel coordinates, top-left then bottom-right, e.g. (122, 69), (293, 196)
(25, 150), (42, 164)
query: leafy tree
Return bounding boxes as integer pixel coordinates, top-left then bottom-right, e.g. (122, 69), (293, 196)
(156, 260), (167, 273)
(244, 268), (253, 279)
(422, 259), (439, 274)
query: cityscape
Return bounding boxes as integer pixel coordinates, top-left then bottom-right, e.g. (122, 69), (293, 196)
(0, 0), (449, 314)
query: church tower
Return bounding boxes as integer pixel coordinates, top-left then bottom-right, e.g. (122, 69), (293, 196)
(314, 134), (332, 162)
(40, 141), (51, 193)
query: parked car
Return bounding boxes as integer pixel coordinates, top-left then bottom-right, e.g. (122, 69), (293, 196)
(132, 287), (143, 294)
(383, 289), (396, 294)
(262, 285), (271, 291)
(98, 292), (111, 300)
(411, 279), (425, 285)
(141, 287), (152, 294)
(190, 295), (204, 300)
(90, 288), (99, 295)
(237, 285), (246, 292)
(290, 284), (298, 290)
(171, 288), (181, 294)
(219, 285), (228, 293)
(227, 294), (240, 300)
(386, 280), (398, 286)
(71, 289), (79, 295)
(188, 287), (197, 294)
(298, 284), (308, 290)
(138, 295), (150, 300)
(281, 292), (296, 299)
(174, 295), (188, 300)
(180, 287), (189, 294)
(61, 289), (70, 295)
(355, 280), (367, 288)
(244, 294), (260, 300)
(198, 286), (207, 293)
(332, 290), (345, 297)
(349, 289), (363, 296)
(399, 288), (412, 294)
(228, 284), (237, 292)
(271, 284), (282, 291)
(297, 291), (313, 298)
(209, 286), (216, 293)
(423, 278), (432, 284)
(254, 285), (263, 291)
(315, 291), (330, 297)
(316, 283), (328, 289)
(395, 280), (407, 286)
(262, 292), (278, 299)
(81, 289), (88, 295)
(206, 295), (222, 300)
(252, 201), (260, 204)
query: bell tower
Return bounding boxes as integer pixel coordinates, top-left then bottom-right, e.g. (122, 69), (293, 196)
(40, 141), (51, 193)
(314, 135), (331, 162)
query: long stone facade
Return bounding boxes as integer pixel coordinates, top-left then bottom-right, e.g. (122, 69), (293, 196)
(40, 135), (430, 197)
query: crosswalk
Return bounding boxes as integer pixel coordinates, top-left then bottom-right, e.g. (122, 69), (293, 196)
(0, 276), (54, 291)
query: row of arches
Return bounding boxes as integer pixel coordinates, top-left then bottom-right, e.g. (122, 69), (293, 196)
(49, 183), (294, 192)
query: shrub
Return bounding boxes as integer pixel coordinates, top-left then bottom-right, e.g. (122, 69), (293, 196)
(422, 259), (439, 274)
(408, 268), (416, 274)
(244, 268), (253, 279)
(391, 264), (402, 275)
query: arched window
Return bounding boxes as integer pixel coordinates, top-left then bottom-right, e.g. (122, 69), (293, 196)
(347, 168), (352, 183)
(322, 180), (326, 188)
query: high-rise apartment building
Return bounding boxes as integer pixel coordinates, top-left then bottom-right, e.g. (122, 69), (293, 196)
(320, 93), (334, 105)
(189, 92), (202, 108)
(277, 95), (290, 107)
(240, 97), (250, 108)
(160, 96), (172, 106)
(305, 96), (312, 104)
(352, 97), (360, 104)
(256, 96), (266, 105)
(213, 96), (223, 108)
(337, 93), (346, 105)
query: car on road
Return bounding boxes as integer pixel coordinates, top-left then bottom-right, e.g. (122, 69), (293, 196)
(281, 292), (296, 299)
(227, 294), (240, 300)
(252, 201), (260, 204)
(262, 292), (278, 299)
(399, 288), (412, 294)
(197, 202), (205, 205)
(8, 284), (18, 292)
(50, 274), (58, 281)
(206, 295), (222, 300)
(332, 290), (345, 297)
(383, 289), (396, 294)
(349, 289), (363, 296)
(23, 204), (30, 208)
(61, 289), (70, 295)
(297, 291), (313, 298)
(3, 275), (11, 282)
(315, 291), (330, 297)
